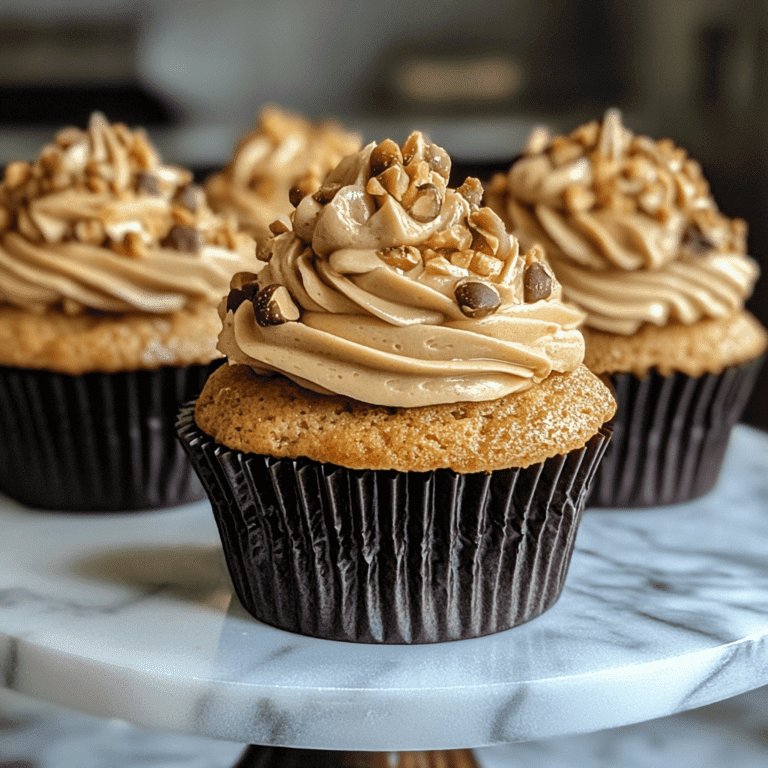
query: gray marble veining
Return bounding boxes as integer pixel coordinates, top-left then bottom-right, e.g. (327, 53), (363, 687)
(0, 426), (767, 751)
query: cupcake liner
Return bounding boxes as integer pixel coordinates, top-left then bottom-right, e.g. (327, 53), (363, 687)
(0, 361), (222, 512)
(588, 355), (765, 509)
(177, 403), (611, 643)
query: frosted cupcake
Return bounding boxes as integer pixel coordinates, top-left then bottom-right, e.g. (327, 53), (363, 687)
(205, 105), (361, 240)
(486, 110), (767, 507)
(0, 113), (256, 511)
(178, 131), (615, 643)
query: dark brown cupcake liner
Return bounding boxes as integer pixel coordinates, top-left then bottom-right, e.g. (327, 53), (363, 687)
(176, 403), (611, 643)
(0, 360), (223, 512)
(588, 354), (765, 508)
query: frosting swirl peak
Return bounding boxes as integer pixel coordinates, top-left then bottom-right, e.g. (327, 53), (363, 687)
(219, 132), (585, 407)
(486, 109), (760, 334)
(0, 113), (256, 316)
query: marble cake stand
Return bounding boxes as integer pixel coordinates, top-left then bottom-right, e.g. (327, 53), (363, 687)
(1, 426), (768, 753)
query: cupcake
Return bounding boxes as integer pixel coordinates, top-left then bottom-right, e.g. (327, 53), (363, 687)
(205, 105), (362, 240)
(178, 131), (615, 643)
(485, 109), (767, 507)
(0, 112), (257, 511)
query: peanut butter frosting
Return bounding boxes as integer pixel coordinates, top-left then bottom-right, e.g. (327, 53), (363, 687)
(485, 109), (761, 335)
(205, 106), (362, 240)
(0, 112), (256, 316)
(218, 132), (586, 408)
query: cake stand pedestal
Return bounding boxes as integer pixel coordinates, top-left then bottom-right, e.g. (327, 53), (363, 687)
(1, 426), (768, 756)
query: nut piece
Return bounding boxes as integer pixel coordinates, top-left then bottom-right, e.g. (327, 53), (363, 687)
(226, 273), (260, 313)
(425, 142), (451, 179)
(377, 244), (421, 271)
(408, 183), (442, 222)
(523, 262), (552, 302)
(370, 139), (403, 177)
(681, 223), (714, 255)
(268, 216), (291, 235)
(164, 225), (202, 253)
(313, 182), (342, 204)
(401, 131), (427, 164)
(175, 183), (204, 211)
(457, 177), (483, 207)
(3, 161), (31, 189)
(455, 280), (502, 318)
(74, 219), (106, 245)
(136, 172), (160, 195)
(254, 284), (301, 326)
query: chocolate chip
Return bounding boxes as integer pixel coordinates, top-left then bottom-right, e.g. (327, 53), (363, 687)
(163, 225), (202, 253)
(136, 172), (159, 195)
(523, 262), (552, 302)
(289, 184), (304, 207)
(408, 183), (442, 222)
(254, 284), (301, 326)
(682, 223), (714, 254)
(226, 281), (259, 313)
(455, 280), (501, 318)
(175, 183), (204, 212)
(370, 139), (403, 177)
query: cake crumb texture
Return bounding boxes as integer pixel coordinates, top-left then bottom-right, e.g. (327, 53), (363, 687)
(0, 302), (222, 373)
(582, 310), (768, 377)
(195, 363), (616, 473)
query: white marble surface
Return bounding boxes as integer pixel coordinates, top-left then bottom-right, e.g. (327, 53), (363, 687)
(3, 685), (768, 768)
(1, 426), (768, 751)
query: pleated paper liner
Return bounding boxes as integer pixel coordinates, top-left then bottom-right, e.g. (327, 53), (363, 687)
(588, 354), (765, 509)
(0, 360), (223, 512)
(177, 403), (611, 644)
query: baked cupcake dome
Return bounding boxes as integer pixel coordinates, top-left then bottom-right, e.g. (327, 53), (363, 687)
(178, 131), (615, 643)
(205, 105), (362, 240)
(486, 109), (767, 507)
(0, 113), (257, 511)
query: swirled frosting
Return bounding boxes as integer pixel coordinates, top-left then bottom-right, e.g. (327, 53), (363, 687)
(205, 106), (362, 240)
(218, 131), (586, 407)
(0, 113), (256, 316)
(485, 110), (760, 334)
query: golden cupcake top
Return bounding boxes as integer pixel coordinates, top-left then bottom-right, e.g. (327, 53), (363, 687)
(205, 105), (362, 239)
(485, 109), (760, 334)
(0, 113), (256, 316)
(218, 131), (587, 408)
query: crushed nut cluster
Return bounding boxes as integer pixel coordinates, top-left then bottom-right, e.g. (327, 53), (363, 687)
(0, 112), (246, 258)
(246, 132), (557, 325)
(493, 112), (747, 256)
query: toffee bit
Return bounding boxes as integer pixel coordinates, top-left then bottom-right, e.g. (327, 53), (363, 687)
(523, 262), (552, 302)
(136, 172), (160, 195)
(313, 182), (342, 204)
(378, 244), (421, 271)
(425, 142), (451, 179)
(254, 284), (301, 326)
(455, 280), (501, 318)
(682, 223), (715, 255)
(370, 139), (403, 177)
(457, 177), (483, 207)
(175, 183), (204, 211)
(164, 224), (202, 253)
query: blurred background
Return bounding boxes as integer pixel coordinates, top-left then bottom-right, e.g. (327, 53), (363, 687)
(0, 0), (765, 427)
